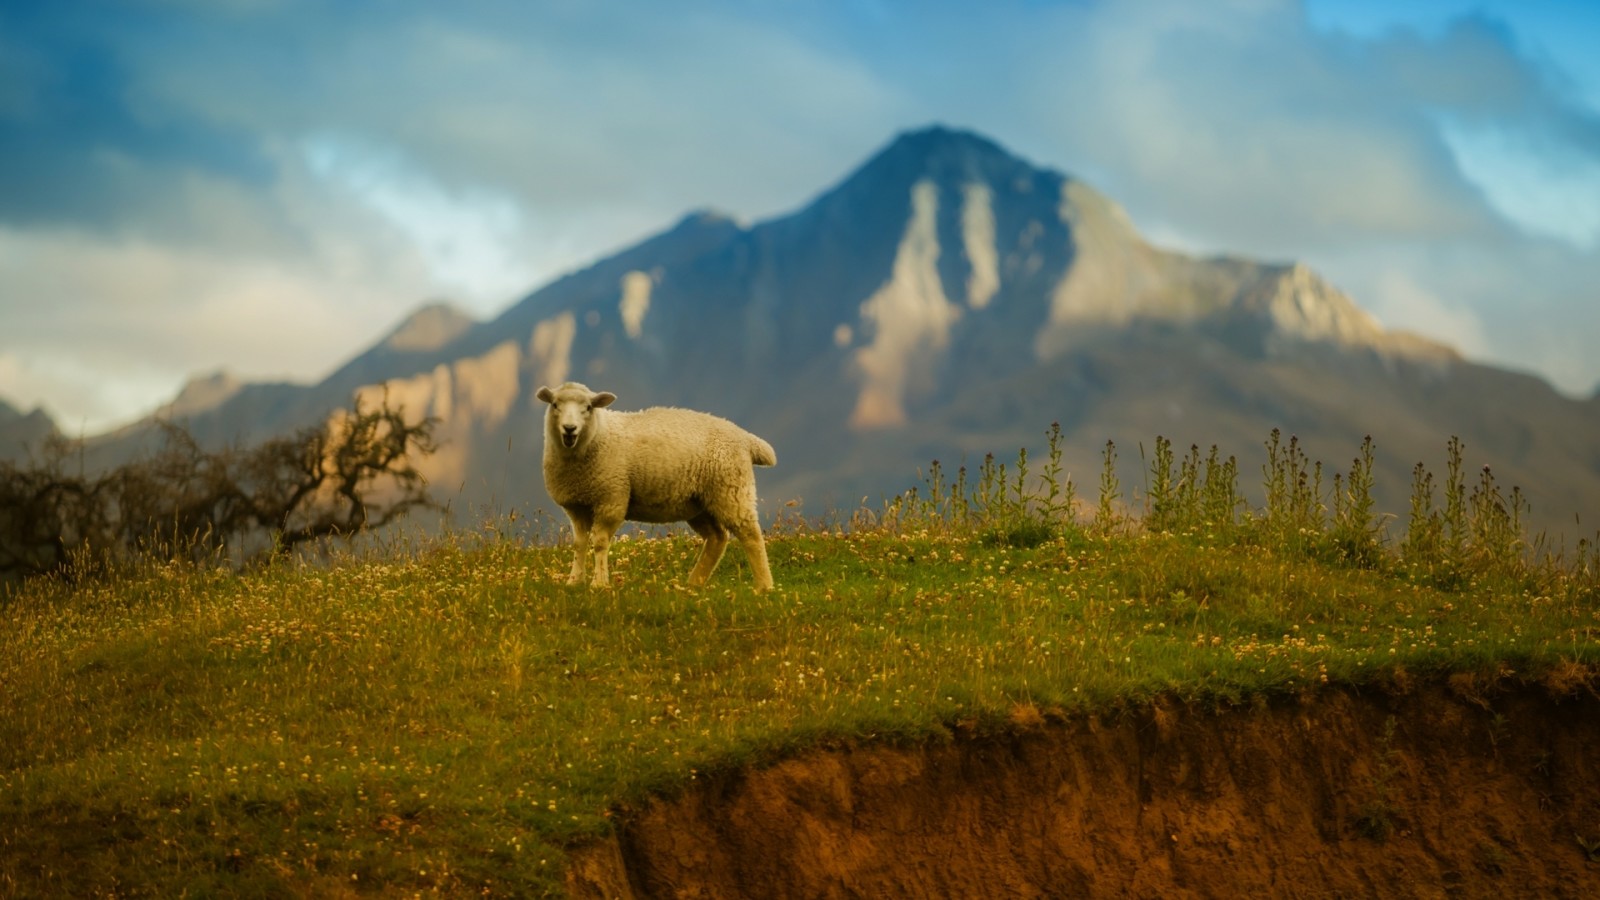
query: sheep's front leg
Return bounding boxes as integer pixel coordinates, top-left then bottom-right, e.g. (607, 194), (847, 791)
(588, 508), (625, 588)
(564, 507), (593, 585)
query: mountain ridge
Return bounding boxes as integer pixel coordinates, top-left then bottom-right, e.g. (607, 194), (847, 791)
(12, 125), (1596, 537)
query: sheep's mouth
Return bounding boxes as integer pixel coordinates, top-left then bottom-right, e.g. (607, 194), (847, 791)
(561, 433), (579, 449)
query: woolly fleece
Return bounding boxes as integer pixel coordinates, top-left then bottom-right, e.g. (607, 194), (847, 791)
(536, 382), (776, 591)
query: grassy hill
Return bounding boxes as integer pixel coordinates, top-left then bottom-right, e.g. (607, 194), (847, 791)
(3, 431), (1598, 897)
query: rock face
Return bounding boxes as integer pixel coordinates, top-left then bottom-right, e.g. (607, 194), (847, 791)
(567, 682), (1600, 898)
(36, 125), (1600, 536)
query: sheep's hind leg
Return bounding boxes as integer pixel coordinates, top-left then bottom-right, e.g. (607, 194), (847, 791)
(726, 511), (774, 592)
(686, 513), (730, 586)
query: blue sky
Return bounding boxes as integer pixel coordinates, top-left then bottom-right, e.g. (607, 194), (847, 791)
(2, 0), (1598, 433)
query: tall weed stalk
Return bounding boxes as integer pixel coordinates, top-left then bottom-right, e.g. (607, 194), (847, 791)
(1096, 440), (1122, 535)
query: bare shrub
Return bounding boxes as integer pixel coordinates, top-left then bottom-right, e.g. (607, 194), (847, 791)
(0, 395), (437, 582)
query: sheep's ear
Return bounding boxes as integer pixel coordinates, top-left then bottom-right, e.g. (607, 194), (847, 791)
(592, 392), (617, 409)
(535, 386), (555, 405)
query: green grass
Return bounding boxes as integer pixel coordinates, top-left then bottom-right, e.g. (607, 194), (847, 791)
(3, 433), (1599, 897)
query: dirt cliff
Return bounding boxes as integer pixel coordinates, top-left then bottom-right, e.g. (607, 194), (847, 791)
(569, 676), (1600, 898)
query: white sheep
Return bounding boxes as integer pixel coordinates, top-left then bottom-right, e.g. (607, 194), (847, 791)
(535, 382), (777, 591)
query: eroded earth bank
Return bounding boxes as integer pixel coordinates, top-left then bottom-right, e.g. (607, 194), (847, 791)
(568, 677), (1600, 898)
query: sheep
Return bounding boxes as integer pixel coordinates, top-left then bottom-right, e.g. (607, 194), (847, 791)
(535, 382), (778, 591)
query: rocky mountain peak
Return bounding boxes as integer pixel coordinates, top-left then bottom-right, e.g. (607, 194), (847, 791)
(801, 125), (1057, 222)
(382, 302), (477, 353)
(878, 125), (1024, 179)
(671, 208), (743, 231)
(1239, 262), (1385, 348)
(160, 370), (247, 420)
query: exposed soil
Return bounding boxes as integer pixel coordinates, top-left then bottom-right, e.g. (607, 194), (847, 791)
(568, 675), (1600, 898)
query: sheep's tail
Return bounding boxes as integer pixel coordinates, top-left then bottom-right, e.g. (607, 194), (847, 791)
(749, 434), (777, 467)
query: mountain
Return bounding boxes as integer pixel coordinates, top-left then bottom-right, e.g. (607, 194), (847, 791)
(0, 398), (59, 461)
(42, 126), (1600, 538)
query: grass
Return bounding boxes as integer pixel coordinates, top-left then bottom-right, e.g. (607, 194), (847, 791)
(3, 429), (1599, 896)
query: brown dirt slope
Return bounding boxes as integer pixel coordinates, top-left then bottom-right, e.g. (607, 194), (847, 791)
(569, 679), (1600, 898)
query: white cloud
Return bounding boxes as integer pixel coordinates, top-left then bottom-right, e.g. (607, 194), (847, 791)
(1440, 119), (1600, 248)
(1010, 0), (1496, 258)
(301, 133), (537, 307)
(132, 5), (907, 228)
(1367, 269), (1490, 357)
(0, 223), (424, 432)
(0, 349), (173, 435)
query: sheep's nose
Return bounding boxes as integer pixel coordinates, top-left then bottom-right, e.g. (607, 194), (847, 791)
(562, 424), (577, 435)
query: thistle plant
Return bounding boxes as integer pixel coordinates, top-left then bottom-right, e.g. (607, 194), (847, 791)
(1259, 429), (1323, 547)
(1329, 436), (1382, 567)
(1174, 443), (1203, 532)
(1469, 464), (1525, 572)
(888, 428), (1555, 584)
(1402, 461), (1442, 564)
(1145, 436), (1176, 533)
(904, 425), (1077, 548)
(1201, 445), (1239, 530)
(1443, 436), (1467, 557)
(1036, 422), (1076, 526)
(1096, 440), (1122, 534)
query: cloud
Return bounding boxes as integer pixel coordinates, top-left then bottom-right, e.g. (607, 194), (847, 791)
(0, 220), (430, 432)
(0, 5), (275, 239)
(0, 349), (175, 436)
(120, 2), (908, 225)
(1366, 269), (1490, 357)
(1441, 118), (1600, 248)
(1313, 234), (1600, 394)
(1004, 0), (1498, 257)
(4, 0), (1600, 433)
(301, 133), (537, 306)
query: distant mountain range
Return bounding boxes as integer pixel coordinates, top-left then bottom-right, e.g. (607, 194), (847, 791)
(5, 126), (1598, 538)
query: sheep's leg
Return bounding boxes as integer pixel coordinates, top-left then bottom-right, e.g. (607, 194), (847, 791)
(686, 513), (730, 586)
(565, 507), (593, 585)
(726, 510), (774, 593)
(588, 510), (625, 588)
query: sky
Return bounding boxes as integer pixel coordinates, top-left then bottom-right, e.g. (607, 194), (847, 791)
(2, 0), (1599, 434)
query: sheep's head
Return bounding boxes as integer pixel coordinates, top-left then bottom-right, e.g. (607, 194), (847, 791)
(535, 382), (616, 450)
